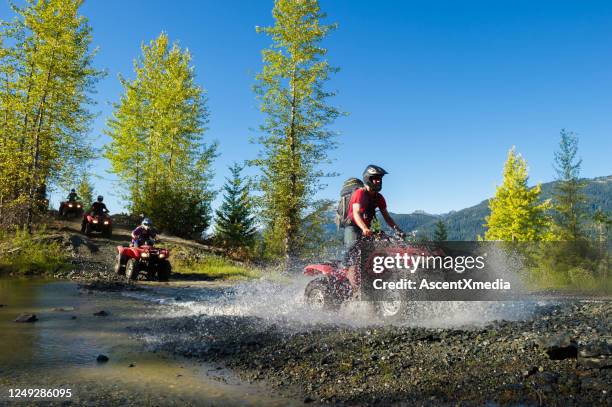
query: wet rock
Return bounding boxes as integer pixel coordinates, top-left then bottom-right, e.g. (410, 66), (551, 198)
(304, 396), (315, 403)
(71, 315), (77, 320)
(320, 355), (334, 366)
(14, 313), (37, 323)
(53, 306), (75, 312)
(300, 345), (314, 353)
(580, 377), (606, 391)
(96, 354), (109, 363)
(538, 332), (578, 360)
(578, 341), (612, 369)
(522, 366), (538, 378)
(93, 310), (109, 317)
(0, 304), (6, 307)
(129, 363), (135, 367)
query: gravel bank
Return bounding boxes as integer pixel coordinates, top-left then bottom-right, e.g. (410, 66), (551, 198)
(147, 300), (611, 406)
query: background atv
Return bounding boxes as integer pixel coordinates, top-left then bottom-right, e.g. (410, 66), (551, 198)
(59, 201), (84, 219)
(303, 231), (443, 321)
(114, 241), (171, 282)
(81, 213), (112, 237)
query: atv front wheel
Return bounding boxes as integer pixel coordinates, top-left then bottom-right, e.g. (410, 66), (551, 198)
(84, 222), (92, 237)
(374, 289), (409, 322)
(304, 278), (340, 311)
(125, 259), (140, 281)
(157, 260), (171, 282)
(114, 253), (126, 275)
(103, 226), (112, 238)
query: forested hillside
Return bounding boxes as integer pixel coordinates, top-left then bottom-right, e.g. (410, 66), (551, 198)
(385, 175), (612, 240)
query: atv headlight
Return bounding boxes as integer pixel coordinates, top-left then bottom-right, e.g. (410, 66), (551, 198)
(68, 204), (73, 208)
(92, 219), (99, 224)
(141, 252), (149, 258)
(103, 221), (109, 225)
(159, 253), (165, 259)
(77, 204), (81, 208)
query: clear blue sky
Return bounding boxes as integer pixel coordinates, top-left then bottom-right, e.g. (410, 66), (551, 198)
(4, 0), (612, 218)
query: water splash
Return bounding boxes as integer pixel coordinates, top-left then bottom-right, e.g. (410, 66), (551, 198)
(123, 276), (541, 330)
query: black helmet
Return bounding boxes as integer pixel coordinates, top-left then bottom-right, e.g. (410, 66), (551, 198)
(97, 195), (103, 202)
(71, 189), (76, 193)
(362, 164), (388, 192)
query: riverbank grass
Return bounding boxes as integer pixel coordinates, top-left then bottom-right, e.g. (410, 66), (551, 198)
(172, 254), (261, 280)
(0, 228), (69, 275)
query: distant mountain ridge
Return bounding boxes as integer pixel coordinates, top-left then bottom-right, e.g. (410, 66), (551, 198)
(390, 175), (612, 240)
(326, 175), (612, 241)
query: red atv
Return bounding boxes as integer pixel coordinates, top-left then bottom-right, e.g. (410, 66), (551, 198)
(81, 212), (112, 237)
(114, 240), (171, 282)
(59, 201), (84, 219)
(303, 232), (443, 321)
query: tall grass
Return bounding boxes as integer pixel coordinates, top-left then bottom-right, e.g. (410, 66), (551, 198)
(0, 228), (68, 275)
(172, 253), (261, 280)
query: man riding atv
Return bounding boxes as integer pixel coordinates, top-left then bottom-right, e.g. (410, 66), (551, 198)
(131, 218), (156, 247)
(67, 189), (79, 202)
(343, 165), (405, 296)
(81, 195), (109, 231)
(59, 189), (82, 217)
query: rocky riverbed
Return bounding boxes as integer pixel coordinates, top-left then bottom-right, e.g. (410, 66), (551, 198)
(144, 299), (611, 406)
(4, 223), (610, 405)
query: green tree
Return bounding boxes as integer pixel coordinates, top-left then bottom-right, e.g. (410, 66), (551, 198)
(104, 33), (216, 238)
(484, 147), (552, 241)
(552, 129), (587, 241)
(433, 219), (448, 241)
(0, 0), (101, 229)
(251, 0), (341, 260)
(370, 216), (381, 232)
(592, 208), (611, 243)
(77, 173), (94, 205)
(214, 163), (257, 250)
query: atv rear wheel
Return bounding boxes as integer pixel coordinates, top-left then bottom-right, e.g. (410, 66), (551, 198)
(114, 253), (126, 275)
(304, 278), (340, 311)
(125, 259), (139, 281)
(157, 260), (171, 282)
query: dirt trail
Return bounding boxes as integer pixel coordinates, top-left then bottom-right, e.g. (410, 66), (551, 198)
(48, 219), (224, 286)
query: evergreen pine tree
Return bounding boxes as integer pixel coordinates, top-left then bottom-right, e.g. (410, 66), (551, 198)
(251, 0), (341, 260)
(214, 163), (257, 250)
(484, 147), (552, 241)
(433, 219), (448, 241)
(592, 208), (611, 243)
(370, 216), (382, 232)
(552, 129), (587, 241)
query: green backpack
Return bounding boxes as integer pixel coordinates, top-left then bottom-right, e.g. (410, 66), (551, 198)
(335, 178), (364, 229)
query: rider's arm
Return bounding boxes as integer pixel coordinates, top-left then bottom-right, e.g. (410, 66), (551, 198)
(352, 203), (372, 236)
(131, 227), (140, 239)
(380, 207), (399, 229)
(380, 207), (405, 236)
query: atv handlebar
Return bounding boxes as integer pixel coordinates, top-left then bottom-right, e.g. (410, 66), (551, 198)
(363, 230), (405, 243)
